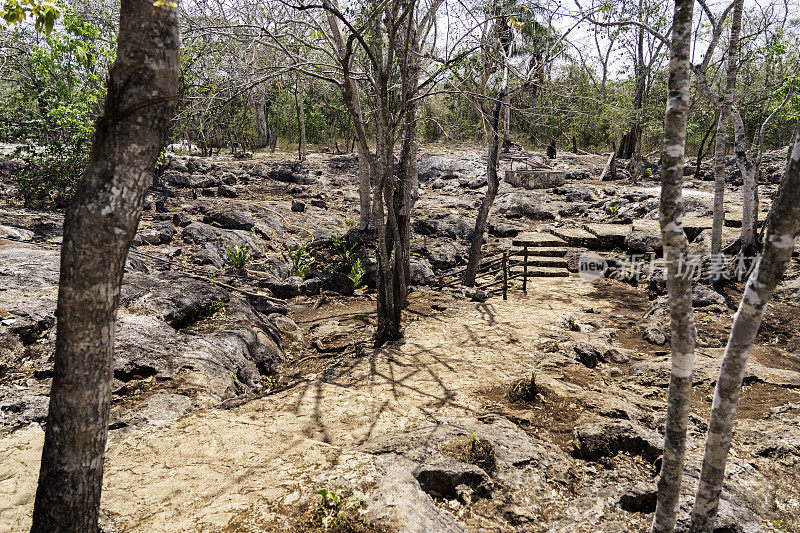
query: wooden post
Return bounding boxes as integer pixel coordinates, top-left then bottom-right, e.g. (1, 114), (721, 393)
(522, 245), (528, 293)
(502, 252), (508, 300)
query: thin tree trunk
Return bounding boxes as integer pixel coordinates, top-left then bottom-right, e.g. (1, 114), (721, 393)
(690, 120), (800, 532)
(464, 93), (505, 287)
(618, 62), (645, 159)
(295, 79), (306, 161)
(356, 141), (372, 229)
(731, 109), (757, 254)
(651, 0), (696, 531)
(374, 121), (401, 343)
(324, 0), (372, 229)
(711, 0), (744, 255)
(30, 1), (179, 530)
(254, 92), (268, 148)
(696, 115), (717, 178)
(501, 55), (511, 151)
(396, 21), (420, 293)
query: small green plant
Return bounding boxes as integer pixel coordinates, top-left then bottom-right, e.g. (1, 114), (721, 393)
(331, 236), (359, 268)
(154, 151), (167, 177)
(345, 219), (354, 228)
(348, 258), (365, 290)
(284, 243), (314, 278)
(263, 375), (281, 391)
(465, 428), (482, 458)
(608, 204), (620, 215)
(225, 244), (251, 270)
(643, 167), (653, 179)
(315, 488), (366, 530)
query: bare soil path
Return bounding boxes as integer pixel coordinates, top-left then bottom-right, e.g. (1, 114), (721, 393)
(1, 278), (613, 532)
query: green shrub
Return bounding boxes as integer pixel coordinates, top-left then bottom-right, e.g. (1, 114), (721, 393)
(13, 145), (87, 207)
(2, 2), (115, 207)
(315, 488), (367, 530)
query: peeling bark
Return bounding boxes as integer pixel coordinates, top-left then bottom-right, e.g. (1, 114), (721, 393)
(690, 120), (800, 532)
(651, 0), (696, 531)
(30, 0), (179, 530)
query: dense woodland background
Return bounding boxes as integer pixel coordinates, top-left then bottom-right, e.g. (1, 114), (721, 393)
(2, 0), (798, 207)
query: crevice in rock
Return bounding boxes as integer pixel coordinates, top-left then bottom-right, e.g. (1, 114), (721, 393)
(114, 365), (158, 382)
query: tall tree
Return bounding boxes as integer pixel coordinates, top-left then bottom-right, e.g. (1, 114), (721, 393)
(690, 123), (800, 531)
(710, 0), (743, 255)
(30, 0), (180, 529)
(463, 1), (571, 286)
(303, 0), (442, 342)
(650, 0), (696, 531)
(295, 74), (307, 161)
(324, 0), (374, 229)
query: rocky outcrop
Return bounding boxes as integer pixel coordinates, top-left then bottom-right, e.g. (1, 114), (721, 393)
(0, 243), (287, 430)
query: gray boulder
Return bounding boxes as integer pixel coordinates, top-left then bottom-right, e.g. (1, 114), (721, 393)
(203, 209), (256, 230)
(494, 193), (558, 220)
(625, 231), (661, 253)
(217, 184), (238, 198)
(181, 222), (266, 258)
(692, 284), (726, 307)
(410, 258), (435, 285)
(138, 224), (175, 245)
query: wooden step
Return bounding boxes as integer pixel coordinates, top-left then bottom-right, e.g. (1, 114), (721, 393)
(509, 246), (571, 258)
(511, 256), (568, 268)
(510, 266), (570, 277)
(512, 232), (566, 247)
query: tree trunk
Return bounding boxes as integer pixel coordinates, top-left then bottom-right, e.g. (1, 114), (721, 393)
(324, 0), (372, 229)
(464, 93), (505, 287)
(254, 92), (268, 148)
(356, 141), (372, 229)
(650, 0), (696, 531)
(501, 57), (511, 151)
(295, 79), (306, 161)
(30, 1), (179, 530)
(695, 115), (717, 178)
(618, 68), (646, 160)
(528, 78), (540, 143)
(690, 120), (800, 532)
(711, 0), (743, 255)
(731, 109), (757, 255)
(396, 23), (420, 293)
(374, 117), (401, 343)
(618, 120), (641, 160)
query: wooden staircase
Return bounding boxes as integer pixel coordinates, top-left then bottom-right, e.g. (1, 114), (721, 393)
(509, 232), (574, 278)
